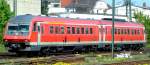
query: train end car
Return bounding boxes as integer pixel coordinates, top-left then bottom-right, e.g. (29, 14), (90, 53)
(3, 14), (35, 52)
(3, 14), (146, 55)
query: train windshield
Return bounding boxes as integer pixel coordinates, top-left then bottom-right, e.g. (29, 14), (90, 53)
(7, 24), (29, 36)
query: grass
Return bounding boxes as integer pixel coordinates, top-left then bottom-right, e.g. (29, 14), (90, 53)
(146, 43), (150, 48)
(76, 53), (150, 65)
(0, 44), (6, 52)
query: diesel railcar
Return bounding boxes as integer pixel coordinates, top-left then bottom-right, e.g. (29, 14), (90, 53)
(3, 14), (146, 54)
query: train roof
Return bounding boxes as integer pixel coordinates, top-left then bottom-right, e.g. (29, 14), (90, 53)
(8, 14), (35, 24)
(33, 15), (144, 27)
(8, 14), (144, 27)
(101, 20), (144, 27)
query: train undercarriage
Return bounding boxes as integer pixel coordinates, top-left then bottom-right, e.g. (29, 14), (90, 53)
(4, 42), (145, 56)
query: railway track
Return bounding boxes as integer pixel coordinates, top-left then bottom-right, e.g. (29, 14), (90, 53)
(0, 52), (20, 59)
(0, 54), (84, 65)
(0, 50), (143, 58)
(0, 50), (144, 65)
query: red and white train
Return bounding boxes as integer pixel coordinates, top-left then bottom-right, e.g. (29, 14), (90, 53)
(3, 14), (146, 54)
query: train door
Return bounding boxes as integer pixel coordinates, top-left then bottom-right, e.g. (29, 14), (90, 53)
(99, 25), (105, 42)
(36, 22), (47, 47)
(98, 25), (103, 48)
(37, 22), (42, 47)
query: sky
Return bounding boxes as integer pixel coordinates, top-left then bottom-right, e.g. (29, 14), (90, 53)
(106, 0), (150, 7)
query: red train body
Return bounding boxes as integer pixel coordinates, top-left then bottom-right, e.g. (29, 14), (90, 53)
(3, 15), (146, 53)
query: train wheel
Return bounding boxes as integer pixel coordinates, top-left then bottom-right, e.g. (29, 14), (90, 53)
(40, 47), (51, 56)
(138, 46), (144, 51)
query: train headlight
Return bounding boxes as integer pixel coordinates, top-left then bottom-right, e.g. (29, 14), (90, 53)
(25, 39), (29, 42)
(5, 40), (8, 42)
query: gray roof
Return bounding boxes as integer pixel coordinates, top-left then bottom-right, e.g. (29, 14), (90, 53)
(66, 0), (98, 8)
(8, 14), (34, 24)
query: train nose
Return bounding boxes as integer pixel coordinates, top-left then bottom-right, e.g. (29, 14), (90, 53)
(4, 35), (29, 42)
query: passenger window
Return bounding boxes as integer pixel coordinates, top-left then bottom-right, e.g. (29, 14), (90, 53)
(137, 30), (140, 35)
(115, 28), (117, 34)
(121, 29), (123, 34)
(81, 27), (84, 34)
(90, 28), (93, 34)
(67, 27), (71, 34)
(33, 23), (36, 31)
(135, 29), (137, 35)
(132, 29), (134, 35)
(72, 27), (75, 34)
(125, 29), (127, 34)
(76, 27), (80, 34)
(127, 29), (130, 35)
(60, 26), (64, 34)
(50, 26), (53, 34)
(55, 26), (59, 34)
(38, 26), (40, 32)
(85, 28), (89, 34)
(118, 29), (120, 34)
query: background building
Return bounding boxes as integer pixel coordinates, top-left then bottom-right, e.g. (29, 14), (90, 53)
(48, 0), (110, 14)
(6, 0), (41, 15)
(106, 5), (150, 16)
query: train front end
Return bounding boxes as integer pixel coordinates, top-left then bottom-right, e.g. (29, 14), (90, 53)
(3, 15), (33, 52)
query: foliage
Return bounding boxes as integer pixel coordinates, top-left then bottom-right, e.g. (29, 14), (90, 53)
(82, 56), (128, 65)
(52, 62), (71, 65)
(0, 0), (14, 44)
(0, 44), (6, 52)
(133, 11), (150, 44)
(80, 54), (150, 65)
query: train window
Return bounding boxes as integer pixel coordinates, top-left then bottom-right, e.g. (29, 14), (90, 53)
(67, 27), (71, 34)
(60, 26), (64, 34)
(127, 29), (130, 35)
(121, 29), (124, 34)
(125, 29), (127, 34)
(135, 29), (137, 35)
(90, 28), (93, 34)
(38, 26), (40, 32)
(76, 27), (80, 34)
(123, 29), (125, 34)
(115, 28), (117, 34)
(49, 26), (53, 34)
(86, 28), (89, 34)
(72, 27), (75, 34)
(132, 29), (134, 35)
(118, 29), (120, 34)
(81, 27), (84, 34)
(137, 30), (140, 35)
(55, 26), (59, 34)
(33, 23), (36, 31)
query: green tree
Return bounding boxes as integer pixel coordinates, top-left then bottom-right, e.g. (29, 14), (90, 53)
(0, 0), (14, 43)
(134, 11), (150, 46)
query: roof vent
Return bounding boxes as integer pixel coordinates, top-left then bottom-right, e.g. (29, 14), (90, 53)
(102, 18), (126, 22)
